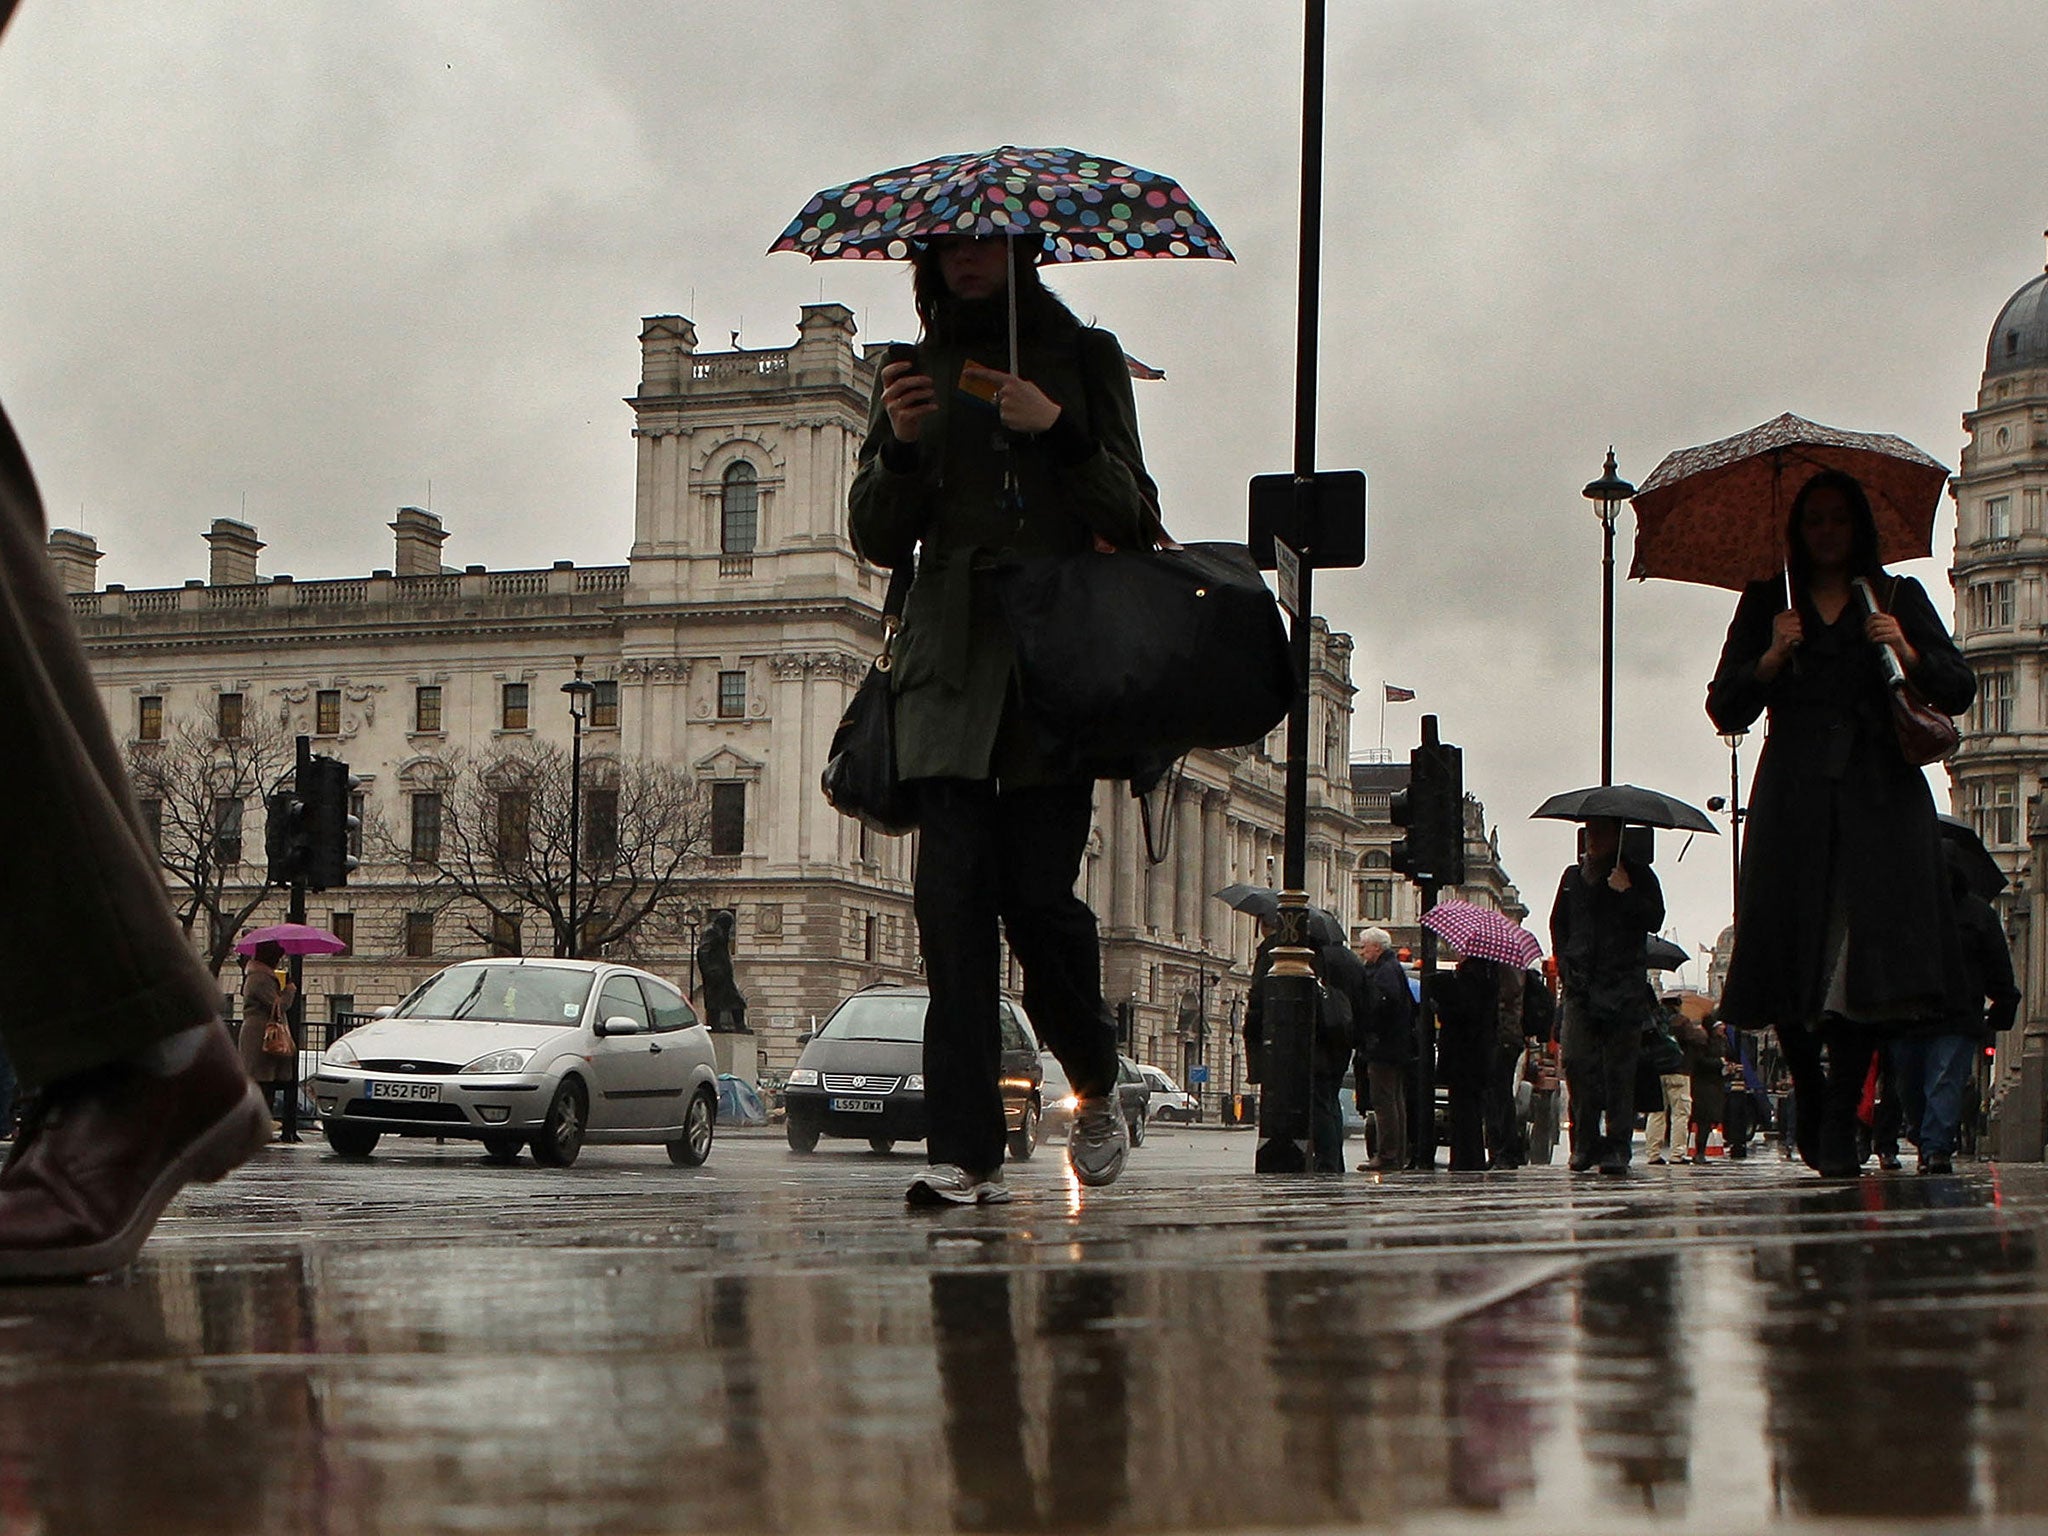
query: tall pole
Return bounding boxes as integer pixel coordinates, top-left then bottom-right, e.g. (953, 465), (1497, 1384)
(561, 658), (595, 959)
(281, 733), (311, 1145)
(1727, 735), (1744, 921)
(1254, 0), (1326, 1174)
(1600, 513), (1615, 786)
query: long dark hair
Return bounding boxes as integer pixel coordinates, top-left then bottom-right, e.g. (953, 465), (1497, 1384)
(1784, 468), (1884, 599)
(910, 237), (1082, 346)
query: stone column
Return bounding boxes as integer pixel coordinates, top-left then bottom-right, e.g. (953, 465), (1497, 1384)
(1174, 784), (1203, 940)
(1995, 791), (2048, 1161)
(1112, 789), (1141, 930)
(1202, 791), (1229, 949)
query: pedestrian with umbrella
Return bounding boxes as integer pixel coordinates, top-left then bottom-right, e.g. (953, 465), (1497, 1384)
(1421, 901), (1543, 1172)
(813, 147), (1227, 1205)
(1679, 453), (1976, 1177)
(1546, 818), (1666, 1175)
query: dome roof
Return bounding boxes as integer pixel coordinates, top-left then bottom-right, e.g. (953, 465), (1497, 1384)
(1987, 271), (2048, 379)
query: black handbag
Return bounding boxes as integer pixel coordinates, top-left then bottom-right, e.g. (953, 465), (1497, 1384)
(997, 540), (1295, 766)
(821, 564), (918, 834)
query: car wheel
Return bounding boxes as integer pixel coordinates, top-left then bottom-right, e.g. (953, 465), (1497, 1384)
(668, 1088), (717, 1167)
(324, 1121), (379, 1160)
(531, 1079), (587, 1168)
(1127, 1107), (1147, 1147)
(867, 1137), (895, 1154)
(1007, 1098), (1041, 1162)
(480, 1132), (523, 1166)
(786, 1117), (820, 1154)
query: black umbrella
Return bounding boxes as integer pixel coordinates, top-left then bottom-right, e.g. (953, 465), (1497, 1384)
(1531, 783), (1719, 833)
(1211, 884), (1347, 946)
(1936, 814), (2008, 898)
(1644, 935), (1690, 972)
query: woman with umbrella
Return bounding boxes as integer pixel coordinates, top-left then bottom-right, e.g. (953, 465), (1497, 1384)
(1707, 469), (1975, 1176)
(847, 233), (1159, 1204)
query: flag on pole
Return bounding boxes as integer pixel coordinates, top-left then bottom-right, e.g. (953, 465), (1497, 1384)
(1384, 683), (1416, 702)
(1123, 352), (1166, 380)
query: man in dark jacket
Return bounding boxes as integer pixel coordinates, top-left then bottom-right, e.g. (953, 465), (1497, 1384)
(1242, 917), (1354, 1174)
(1551, 818), (1666, 1175)
(1896, 848), (2019, 1174)
(1348, 927), (1415, 1171)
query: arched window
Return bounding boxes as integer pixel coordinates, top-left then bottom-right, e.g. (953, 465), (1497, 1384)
(721, 462), (759, 554)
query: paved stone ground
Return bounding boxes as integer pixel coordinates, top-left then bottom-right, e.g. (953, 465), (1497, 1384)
(4, 1124), (2046, 1535)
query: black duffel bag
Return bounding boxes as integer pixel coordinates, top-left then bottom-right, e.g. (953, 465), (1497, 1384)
(998, 541), (1295, 765)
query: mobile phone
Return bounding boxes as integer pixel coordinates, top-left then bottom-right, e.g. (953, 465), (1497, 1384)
(883, 342), (918, 372)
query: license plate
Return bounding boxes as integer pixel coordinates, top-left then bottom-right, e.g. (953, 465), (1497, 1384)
(829, 1097), (885, 1114)
(367, 1080), (442, 1102)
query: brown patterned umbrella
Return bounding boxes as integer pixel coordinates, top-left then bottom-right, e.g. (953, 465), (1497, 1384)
(1628, 412), (1950, 591)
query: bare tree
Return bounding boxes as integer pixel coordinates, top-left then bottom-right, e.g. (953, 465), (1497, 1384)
(126, 712), (293, 976)
(372, 743), (714, 959)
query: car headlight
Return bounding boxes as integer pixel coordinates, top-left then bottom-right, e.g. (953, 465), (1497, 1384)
(323, 1037), (360, 1067)
(905, 1074), (925, 1092)
(1059, 1094), (1080, 1113)
(787, 1068), (819, 1087)
(460, 1048), (536, 1075)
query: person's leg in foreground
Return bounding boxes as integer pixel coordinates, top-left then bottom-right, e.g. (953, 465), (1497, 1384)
(0, 400), (268, 1280)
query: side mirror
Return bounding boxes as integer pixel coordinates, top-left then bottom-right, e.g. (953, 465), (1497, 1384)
(373, 1005), (396, 1020)
(599, 1015), (646, 1038)
(797, 1032), (814, 1047)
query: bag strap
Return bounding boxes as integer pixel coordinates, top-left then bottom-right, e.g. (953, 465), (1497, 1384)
(1136, 756), (1185, 865)
(872, 562), (914, 671)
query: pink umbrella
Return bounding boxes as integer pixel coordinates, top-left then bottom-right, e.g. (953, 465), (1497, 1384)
(235, 923), (348, 957)
(1421, 901), (1542, 969)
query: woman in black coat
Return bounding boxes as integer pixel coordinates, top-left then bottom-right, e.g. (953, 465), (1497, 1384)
(1706, 469), (1975, 1177)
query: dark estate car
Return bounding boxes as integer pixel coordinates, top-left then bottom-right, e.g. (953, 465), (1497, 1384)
(782, 986), (1047, 1158)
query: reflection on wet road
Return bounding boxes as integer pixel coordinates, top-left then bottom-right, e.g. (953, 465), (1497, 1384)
(1, 1133), (2043, 1533)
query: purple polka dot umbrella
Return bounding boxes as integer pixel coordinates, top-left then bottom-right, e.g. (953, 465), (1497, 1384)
(1419, 900), (1544, 970)
(770, 145), (1232, 372)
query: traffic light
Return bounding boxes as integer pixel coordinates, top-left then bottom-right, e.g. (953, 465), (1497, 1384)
(1116, 1000), (1136, 1047)
(1390, 714), (1466, 888)
(301, 754), (361, 890)
(264, 786), (308, 885)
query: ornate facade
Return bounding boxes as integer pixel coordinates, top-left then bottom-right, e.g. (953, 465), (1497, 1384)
(54, 304), (1519, 1111)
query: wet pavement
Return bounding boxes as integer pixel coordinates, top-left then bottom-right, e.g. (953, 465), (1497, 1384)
(6, 1126), (2048, 1535)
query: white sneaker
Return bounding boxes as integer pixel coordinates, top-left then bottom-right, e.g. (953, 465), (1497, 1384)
(906, 1165), (979, 1206)
(973, 1173), (1013, 1205)
(1067, 1096), (1129, 1187)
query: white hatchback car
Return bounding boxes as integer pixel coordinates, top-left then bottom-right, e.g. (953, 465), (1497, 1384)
(313, 958), (720, 1168)
(1138, 1065), (1202, 1123)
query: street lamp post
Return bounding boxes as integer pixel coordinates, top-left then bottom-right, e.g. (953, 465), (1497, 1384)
(560, 658), (597, 959)
(1708, 728), (1747, 921)
(1582, 449), (1636, 787)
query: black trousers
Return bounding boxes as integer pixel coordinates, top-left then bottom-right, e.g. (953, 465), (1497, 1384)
(914, 779), (1118, 1176)
(1562, 1002), (1642, 1161)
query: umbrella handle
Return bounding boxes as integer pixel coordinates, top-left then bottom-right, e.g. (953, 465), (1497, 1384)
(1006, 235), (1019, 377)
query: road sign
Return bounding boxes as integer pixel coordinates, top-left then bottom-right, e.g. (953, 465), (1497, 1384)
(1248, 469), (1369, 570)
(1189, 1065), (1210, 1086)
(1274, 538), (1301, 617)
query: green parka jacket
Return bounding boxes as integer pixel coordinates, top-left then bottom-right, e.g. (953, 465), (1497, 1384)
(847, 314), (1156, 785)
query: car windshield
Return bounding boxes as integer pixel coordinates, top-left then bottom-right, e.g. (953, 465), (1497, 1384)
(818, 994), (927, 1043)
(395, 965), (593, 1026)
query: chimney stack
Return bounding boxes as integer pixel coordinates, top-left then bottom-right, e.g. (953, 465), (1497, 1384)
(204, 519), (263, 586)
(45, 528), (102, 594)
(390, 507), (448, 576)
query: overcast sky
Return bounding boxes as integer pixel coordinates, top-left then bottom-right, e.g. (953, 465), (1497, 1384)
(3, 1), (2043, 982)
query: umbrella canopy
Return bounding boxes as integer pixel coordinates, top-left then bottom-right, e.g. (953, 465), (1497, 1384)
(235, 922), (347, 957)
(1936, 813), (2008, 898)
(1531, 784), (1719, 834)
(769, 145), (1233, 265)
(1629, 412), (1949, 592)
(1643, 935), (1690, 972)
(716, 1074), (768, 1128)
(1211, 884), (1346, 947)
(1421, 900), (1543, 969)
(770, 145), (1230, 374)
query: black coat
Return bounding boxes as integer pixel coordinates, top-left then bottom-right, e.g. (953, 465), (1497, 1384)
(1950, 888), (2020, 1042)
(1242, 938), (1356, 1078)
(1548, 856), (1664, 1027)
(1350, 949), (1417, 1067)
(1707, 575), (1975, 1028)
(1433, 956), (1500, 1093)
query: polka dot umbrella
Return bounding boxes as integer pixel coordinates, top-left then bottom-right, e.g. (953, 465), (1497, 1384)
(769, 145), (1232, 372)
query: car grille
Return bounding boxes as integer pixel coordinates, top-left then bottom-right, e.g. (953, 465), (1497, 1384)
(344, 1100), (469, 1124)
(822, 1074), (902, 1094)
(357, 1059), (465, 1074)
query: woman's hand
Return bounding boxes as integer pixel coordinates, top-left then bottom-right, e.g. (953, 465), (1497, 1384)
(881, 359), (937, 443)
(1757, 608), (1804, 680)
(1606, 860), (1632, 894)
(961, 362), (1062, 435)
(1865, 611), (1920, 672)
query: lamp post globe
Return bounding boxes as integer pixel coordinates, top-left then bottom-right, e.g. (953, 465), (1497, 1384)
(560, 658), (598, 958)
(1582, 447), (1636, 787)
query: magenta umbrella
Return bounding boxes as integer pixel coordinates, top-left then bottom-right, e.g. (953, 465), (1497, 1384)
(235, 923), (347, 957)
(1421, 901), (1543, 969)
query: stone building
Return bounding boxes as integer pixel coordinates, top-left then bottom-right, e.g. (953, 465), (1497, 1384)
(53, 304), (1518, 1112)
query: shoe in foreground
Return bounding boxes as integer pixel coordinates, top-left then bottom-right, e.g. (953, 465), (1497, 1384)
(0, 1026), (268, 1282)
(1067, 1096), (1129, 1187)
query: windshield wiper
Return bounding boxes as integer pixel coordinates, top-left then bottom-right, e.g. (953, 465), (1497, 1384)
(445, 971), (491, 1021)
